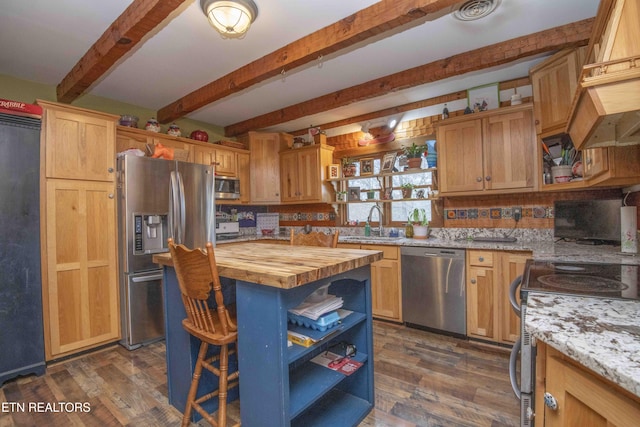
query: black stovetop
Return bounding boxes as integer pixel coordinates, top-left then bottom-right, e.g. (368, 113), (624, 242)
(522, 259), (640, 300)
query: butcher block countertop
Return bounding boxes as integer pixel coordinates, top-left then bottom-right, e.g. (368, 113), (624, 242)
(153, 242), (383, 289)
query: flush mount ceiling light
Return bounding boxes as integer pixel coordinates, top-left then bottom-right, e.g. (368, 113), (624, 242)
(200, 0), (258, 39)
(453, 0), (501, 21)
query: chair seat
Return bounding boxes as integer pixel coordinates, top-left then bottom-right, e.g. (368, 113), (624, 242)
(182, 318), (238, 346)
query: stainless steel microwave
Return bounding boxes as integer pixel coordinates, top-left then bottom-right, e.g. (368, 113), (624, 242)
(215, 176), (240, 200)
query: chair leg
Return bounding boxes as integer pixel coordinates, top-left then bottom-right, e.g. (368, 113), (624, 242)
(218, 344), (229, 427)
(182, 341), (209, 427)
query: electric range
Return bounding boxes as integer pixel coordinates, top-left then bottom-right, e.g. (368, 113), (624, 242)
(521, 259), (639, 301)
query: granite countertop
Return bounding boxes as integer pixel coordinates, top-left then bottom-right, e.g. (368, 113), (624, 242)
(153, 242), (382, 289)
(243, 233), (640, 265)
(525, 293), (640, 398)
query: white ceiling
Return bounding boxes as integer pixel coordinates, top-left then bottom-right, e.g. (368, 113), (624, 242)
(0, 0), (600, 137)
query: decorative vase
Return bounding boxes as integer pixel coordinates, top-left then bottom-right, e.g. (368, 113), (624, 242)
(367, 190), (375, 200)
(413, 225), (430, 239)
(407, 157), (422, 169)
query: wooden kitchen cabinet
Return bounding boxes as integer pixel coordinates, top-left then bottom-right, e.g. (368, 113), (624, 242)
(116, 126), (193, 161)
(438, 104), (536, 196)
(43, 179), (119, 358)
(39, 100), (120, 360)
(192, 144), (241, 176)
(236, 152), (250, 203)
(582, 144), (640, 187)
(530, 47), (586, 137)
(361, 245), (402, 322)
(466, 250), (529, 345)
(536, 342), (640, 427)
(248, 131), (286, 204)
(338, 243), (402, 322)
(40, 100), (116, 181)
(279, 144), (335, 204)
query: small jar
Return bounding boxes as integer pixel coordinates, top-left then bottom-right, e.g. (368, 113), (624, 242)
(167, 123), (181, 137)
(145, 117), (160, 132)
(405, 223), (414, 238)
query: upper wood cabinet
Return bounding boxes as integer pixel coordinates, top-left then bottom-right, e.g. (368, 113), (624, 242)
(192, 144), (241, 177)
(116, 126), (193, 161)
(248, 131), (286, 204)
(566, 0), (640, 150)
(279, 144), (335, 204)
(438, 104), (537, 196)
(530, 47), (586, 137)
(40, 100), (118, 182)
(236, 152), (250, 204)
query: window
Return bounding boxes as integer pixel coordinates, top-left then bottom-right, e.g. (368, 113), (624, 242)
(346, 157), (433, 226)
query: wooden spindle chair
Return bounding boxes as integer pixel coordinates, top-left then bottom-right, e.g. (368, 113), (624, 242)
(168, 238), (240, 427)
(290, 228), (339, 248)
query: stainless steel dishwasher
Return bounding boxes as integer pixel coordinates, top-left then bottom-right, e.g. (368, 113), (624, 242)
(401, 247), (466, 336)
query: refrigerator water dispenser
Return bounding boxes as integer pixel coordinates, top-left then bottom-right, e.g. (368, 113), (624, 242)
(133, 213), (168, 254)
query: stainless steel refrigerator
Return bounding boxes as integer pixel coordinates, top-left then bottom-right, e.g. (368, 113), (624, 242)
(0, 108), (45, 385)
(117, 155), (215, 350)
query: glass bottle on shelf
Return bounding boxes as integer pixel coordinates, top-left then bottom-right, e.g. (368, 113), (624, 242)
(442, 104), (449, 120)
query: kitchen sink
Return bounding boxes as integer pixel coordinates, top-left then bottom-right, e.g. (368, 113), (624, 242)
(340, 236), (402, 242)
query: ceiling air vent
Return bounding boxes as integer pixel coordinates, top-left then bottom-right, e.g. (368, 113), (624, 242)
(453, 0), (501, 21)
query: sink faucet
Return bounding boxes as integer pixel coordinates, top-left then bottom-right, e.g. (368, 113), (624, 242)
(367, 204), (384, 237)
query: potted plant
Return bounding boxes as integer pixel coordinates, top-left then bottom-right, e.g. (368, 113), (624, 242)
(404, 143), (426, 169)
(401, 183), (414, 199)
(336, 190), (347, 202)
(341, 157), (357, 177)
(408, 208), (430, 239)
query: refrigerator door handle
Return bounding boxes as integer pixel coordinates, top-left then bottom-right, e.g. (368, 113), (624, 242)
(176, 171), (186, 244)
(131, 273), (163, 283)
(169, 171), (181, 244)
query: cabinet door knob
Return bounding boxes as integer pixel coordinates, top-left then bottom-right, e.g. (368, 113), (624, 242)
(470, 278), (477, 284)
(108, 167), (114, 173)
(478, 257), (484, 262)
(476, 177), (483, 182)
(485, 176), (491, 181)
(543, 392), (558, 411)
(108, 193), (114, 199)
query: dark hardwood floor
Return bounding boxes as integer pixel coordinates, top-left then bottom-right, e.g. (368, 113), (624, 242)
(0, 321), (519, 426)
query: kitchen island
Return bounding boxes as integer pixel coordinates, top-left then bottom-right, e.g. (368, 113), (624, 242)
(154, 242), (383, 427)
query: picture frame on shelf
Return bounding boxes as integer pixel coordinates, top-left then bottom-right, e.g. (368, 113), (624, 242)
(359, 158), (373, 176)
(381, 152), (397, 173)
(348, 187), (361, 201)
(327, 164), (340, 179)
(382, 188), (393, 200)
(467, 82), (499, 112)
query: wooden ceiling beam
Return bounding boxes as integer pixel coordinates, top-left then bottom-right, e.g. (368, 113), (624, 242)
(156, 0), (462, 124)
(224, 18), (593, 137)
(56, 0), (189, 103)
(289, 76), (531, 136)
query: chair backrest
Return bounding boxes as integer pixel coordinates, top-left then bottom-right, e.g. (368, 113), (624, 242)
(290, 229), (339, 248)
(168, 238), (233, 336)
